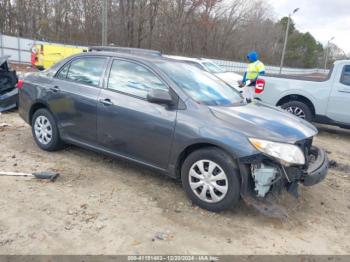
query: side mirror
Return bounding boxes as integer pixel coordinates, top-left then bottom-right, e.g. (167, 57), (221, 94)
(147, 89), (173, 105)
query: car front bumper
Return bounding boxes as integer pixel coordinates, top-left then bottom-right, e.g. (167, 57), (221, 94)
(0, 88), (18, 112)
(238, 145), (328, 218)
(301, 146), (328, 186)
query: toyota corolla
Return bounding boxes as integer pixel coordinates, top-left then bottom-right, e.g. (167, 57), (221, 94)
(18, 48), (328, 217)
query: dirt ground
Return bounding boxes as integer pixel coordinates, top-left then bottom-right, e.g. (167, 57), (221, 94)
(0, 111), (349, 255)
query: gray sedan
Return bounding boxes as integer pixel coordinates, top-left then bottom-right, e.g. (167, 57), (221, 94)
(18, 49), (328, 216)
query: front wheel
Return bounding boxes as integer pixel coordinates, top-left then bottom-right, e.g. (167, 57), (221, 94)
(181, 147), (240, 212)
(281, 101), (313, 122)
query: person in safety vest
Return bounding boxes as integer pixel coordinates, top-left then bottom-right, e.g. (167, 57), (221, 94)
(240, 51), (265, 103)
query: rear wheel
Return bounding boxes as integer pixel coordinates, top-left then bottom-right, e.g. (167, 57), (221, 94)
(281, 101), (313, 122)
(31, 108), (64, 151)
(181, 147), (240, 212)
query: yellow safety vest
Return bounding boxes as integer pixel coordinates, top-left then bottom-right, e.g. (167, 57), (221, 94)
(246, 60), (265, 80)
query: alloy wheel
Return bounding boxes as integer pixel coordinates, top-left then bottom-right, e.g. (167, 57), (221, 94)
(285, 106), (306, 119)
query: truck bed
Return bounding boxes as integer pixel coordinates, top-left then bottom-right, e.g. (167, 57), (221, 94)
(266, 70), (331, 82)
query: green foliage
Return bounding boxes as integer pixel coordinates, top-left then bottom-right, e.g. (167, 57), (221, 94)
(278, 17), (325, 68)
(278, 16), (295, 34)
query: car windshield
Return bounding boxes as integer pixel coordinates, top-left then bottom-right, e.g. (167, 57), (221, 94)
(202, 61), (226, 73)
(157, 61), (242, 106)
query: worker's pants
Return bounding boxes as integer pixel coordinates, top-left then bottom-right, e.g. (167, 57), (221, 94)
(243, 83), (255, 101)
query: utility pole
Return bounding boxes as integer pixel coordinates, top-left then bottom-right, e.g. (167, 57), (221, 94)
(102, 0), (108, 46)
(324, 37), (335, 70)
(279, 8), (300, 75)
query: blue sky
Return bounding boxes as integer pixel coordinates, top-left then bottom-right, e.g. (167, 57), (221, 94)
(268, 0), (350, 54)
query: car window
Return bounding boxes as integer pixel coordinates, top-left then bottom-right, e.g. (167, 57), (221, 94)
(107, 60), (168, 98)
(57, 63), (70, 79)
(65, 57), (107, 87)
(340, 65), (350, 86)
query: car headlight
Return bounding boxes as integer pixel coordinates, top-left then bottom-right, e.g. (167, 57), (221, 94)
(249, 138), (305, 165)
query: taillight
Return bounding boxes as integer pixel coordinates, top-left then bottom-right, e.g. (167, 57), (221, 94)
(255, 79), (265, 94)
(31, 46), (38, 66)
(17, 79), (24, 89)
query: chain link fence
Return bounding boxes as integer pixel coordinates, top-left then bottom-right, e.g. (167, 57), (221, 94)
(0, 34), (85, 65)
(211, 58), (329, 75)
(1, 33), (329, 75)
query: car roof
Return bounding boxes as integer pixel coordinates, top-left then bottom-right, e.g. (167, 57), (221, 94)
(77, 50), (180, 64)
(333, 59), (350, 66)
(164, 55), (211, 64)
(88, 46), (162, 57)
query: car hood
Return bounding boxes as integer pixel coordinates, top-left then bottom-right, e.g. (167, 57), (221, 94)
(210, 102), (318, 143)
(214, 72), (241, 90)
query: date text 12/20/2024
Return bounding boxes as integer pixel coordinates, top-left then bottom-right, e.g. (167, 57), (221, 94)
(127, 255), (219, 261)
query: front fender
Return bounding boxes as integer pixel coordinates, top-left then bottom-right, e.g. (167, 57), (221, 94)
(167, 119), (259, 178)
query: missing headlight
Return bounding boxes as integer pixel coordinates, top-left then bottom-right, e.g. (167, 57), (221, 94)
(251, 164), (280, 197)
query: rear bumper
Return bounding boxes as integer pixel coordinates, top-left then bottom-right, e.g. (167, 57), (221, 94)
(0, 88), (18, 112)
(302, 147), (328, 186)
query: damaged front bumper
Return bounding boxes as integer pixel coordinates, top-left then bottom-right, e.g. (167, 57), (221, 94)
(238, 145), (328, 218)
(302, 146), (328, 186)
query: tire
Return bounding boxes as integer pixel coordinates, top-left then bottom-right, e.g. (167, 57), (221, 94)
(31, 108), (63, 151)
(281, 101), (313, 122)
(181, 147), (240, 212)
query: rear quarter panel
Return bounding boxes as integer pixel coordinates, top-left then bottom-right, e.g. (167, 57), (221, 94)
(18, 73), (54, 124)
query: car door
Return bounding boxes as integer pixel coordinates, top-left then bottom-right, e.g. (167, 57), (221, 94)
(97, 59), (177, 169)
(50, 56), (108, 143)
(326, 64), (350, 124)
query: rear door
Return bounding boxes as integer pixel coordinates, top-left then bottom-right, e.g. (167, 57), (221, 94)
(50, 56), (108, 143)
(97, 59), (177, 169)
(326, 64), (350, 124)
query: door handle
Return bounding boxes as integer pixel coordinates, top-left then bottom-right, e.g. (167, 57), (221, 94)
(99, 98), (113, 106)
(50, 86), (60, 92)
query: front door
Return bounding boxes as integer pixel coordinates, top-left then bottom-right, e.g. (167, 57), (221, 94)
(326, 64), (350, 124)
(97, 59), (177, 169)
(50, 56), (108, 143)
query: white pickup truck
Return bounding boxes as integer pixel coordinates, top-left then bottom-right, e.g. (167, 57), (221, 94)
(256, 60), (350, 128)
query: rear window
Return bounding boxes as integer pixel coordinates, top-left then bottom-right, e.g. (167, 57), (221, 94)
(340, 65), (350, 86)
(56, 57), (107, 87)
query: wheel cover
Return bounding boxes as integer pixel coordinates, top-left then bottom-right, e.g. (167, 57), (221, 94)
(188, 160), (228, 203)
(285, 106), (306, 119)
(34, 115), (53, 145)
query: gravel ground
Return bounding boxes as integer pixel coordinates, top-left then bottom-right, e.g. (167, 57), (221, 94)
(0, 111), (349, 255)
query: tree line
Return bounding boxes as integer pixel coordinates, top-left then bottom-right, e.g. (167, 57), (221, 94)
(0, 0), (346, 68)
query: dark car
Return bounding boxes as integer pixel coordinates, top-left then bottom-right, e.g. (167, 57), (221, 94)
(18, 49), (328, 216)
(0, 56), (18, 112)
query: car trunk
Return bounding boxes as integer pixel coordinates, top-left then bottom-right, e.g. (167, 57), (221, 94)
(0, 56), (18, 112)
(0, 56), (17, 93)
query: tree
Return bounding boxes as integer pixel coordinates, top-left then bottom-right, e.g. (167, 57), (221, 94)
(0, 0), (338, 68)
